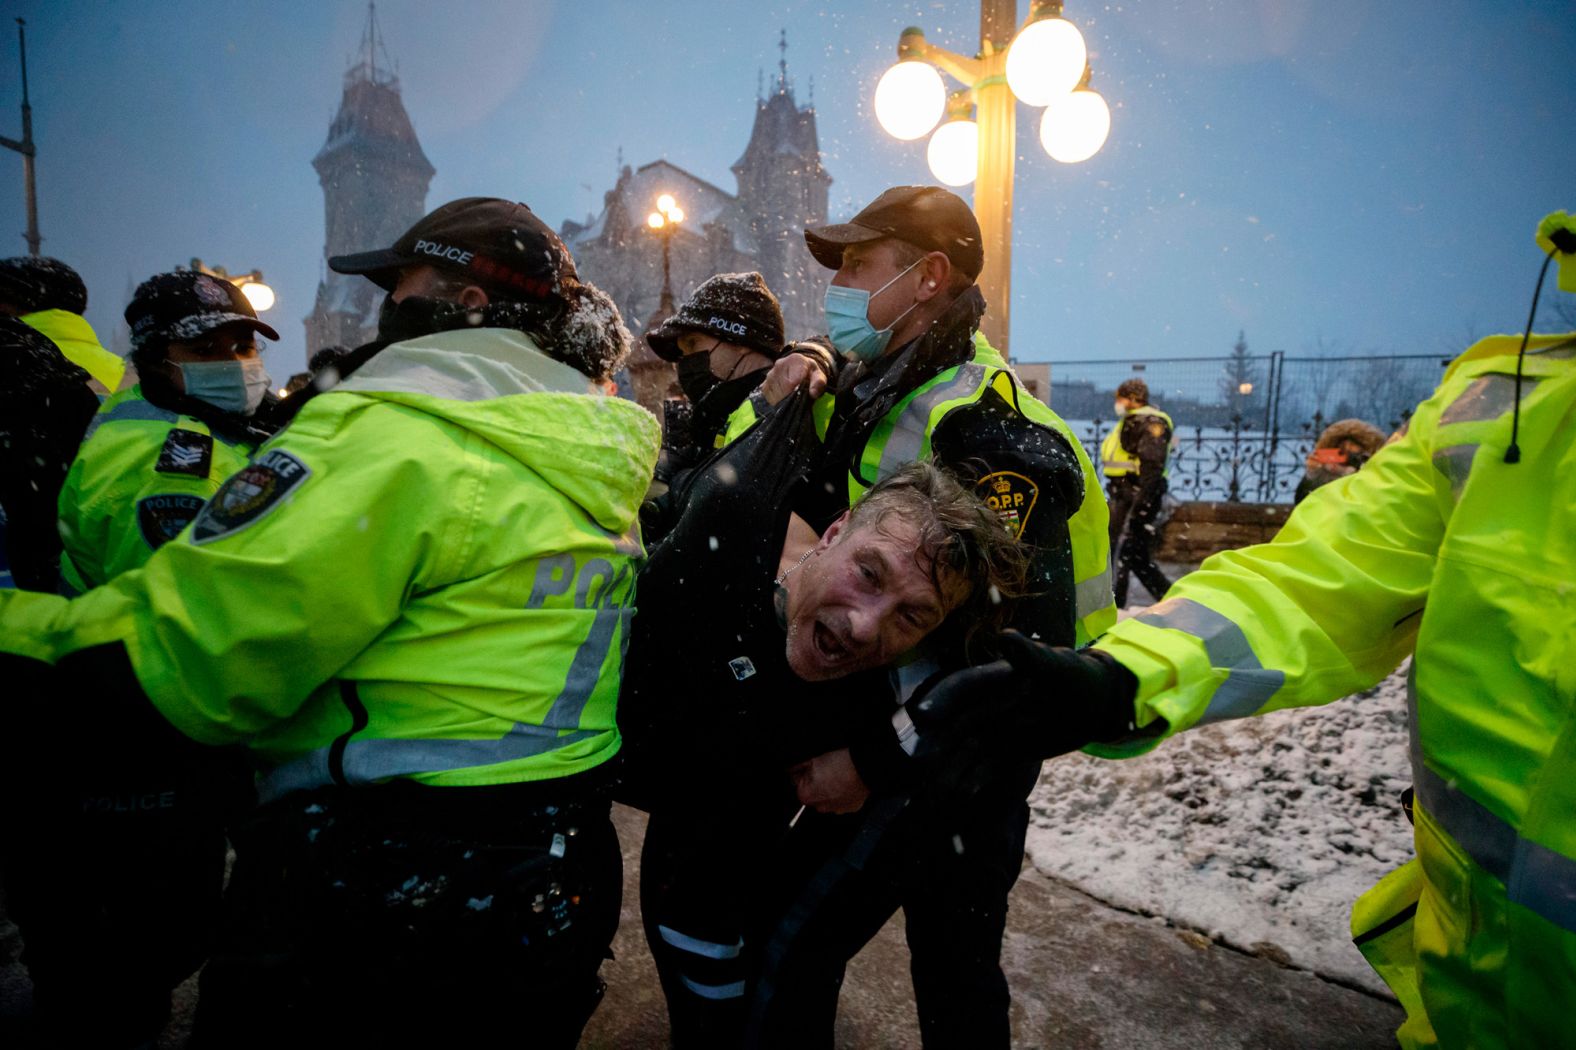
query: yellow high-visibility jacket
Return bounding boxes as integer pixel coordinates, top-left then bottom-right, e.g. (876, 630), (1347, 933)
(1092, 332), (1576, 1049)
(2, 329), (660, 801)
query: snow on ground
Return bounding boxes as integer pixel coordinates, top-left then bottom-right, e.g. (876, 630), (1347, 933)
(1026, 665), (1415, 994)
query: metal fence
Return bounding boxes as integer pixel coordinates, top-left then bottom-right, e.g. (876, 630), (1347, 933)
(1028, 352), (1452, 503)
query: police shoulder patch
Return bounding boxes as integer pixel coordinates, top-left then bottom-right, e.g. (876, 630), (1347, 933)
(190, 449), (312, 545)
(976, 470), (1039, 540)
(155, 428), (214, 478)
(136, 493), (207, 549)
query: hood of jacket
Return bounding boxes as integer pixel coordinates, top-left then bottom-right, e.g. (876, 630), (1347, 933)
(334, 327), (660, 534)
(22, 308), (125, 391)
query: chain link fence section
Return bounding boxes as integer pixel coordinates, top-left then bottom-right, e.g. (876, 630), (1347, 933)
(1024, 353), (1451, 503)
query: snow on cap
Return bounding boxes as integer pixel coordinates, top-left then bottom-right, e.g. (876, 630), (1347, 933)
(0, 255), (88, 315)
(645, 272), (786, 362)
(125, 271), (280, 353)
(805, 185), (983, 282)
(330, 196), (581, 304)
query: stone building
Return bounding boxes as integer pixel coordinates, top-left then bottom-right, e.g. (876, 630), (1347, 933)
(560, 39), (832, 415)
(303, 5), (434, 355)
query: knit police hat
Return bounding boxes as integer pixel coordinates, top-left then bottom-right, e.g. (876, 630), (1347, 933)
(645, 272), (786, 363)
(329, 196), (581, 305)
(125, 271), (280, 354)
(0, 256), (88, 315)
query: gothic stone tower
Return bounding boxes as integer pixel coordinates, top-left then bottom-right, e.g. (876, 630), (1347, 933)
(304, 4), (434, 354)
(731, 34), (833, 339)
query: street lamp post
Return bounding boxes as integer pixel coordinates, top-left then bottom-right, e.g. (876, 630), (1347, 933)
(646, 193), (685, 312)
(0, 19), (41, 256)
(188, 258), (277, 313)
(873, 0), (1110, 357)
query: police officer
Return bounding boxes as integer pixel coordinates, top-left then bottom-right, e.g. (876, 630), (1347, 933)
(0, 317), (99, 592)
(739, 186), (1114, 1048)
(1100, 377), (1174, 607)
(0, 273), (280, 1047)
(641, 271), (805, 544)
(971, 210), (1576, 1050)
(58, 271), (280, 592)
(0, 197), (657, 1048)
(0, 254), (126, 395)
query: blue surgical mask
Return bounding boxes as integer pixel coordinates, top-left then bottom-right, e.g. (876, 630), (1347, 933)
(823, 257), (924, 363)
(178, 357), (271, 416)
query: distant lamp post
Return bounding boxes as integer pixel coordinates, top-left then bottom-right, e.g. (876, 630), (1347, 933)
(646, 194), (685, 311)
(189, 258), (276, 313)
(1238, 382), (1255, 396)
(0, 19), (41, 256)
(873, 0), (1111, 355)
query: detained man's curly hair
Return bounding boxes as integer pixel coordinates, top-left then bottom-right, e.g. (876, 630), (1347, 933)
(845, 460), (1030, 652)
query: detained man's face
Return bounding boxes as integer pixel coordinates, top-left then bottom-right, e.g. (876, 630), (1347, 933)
(782, 513), (967, 681)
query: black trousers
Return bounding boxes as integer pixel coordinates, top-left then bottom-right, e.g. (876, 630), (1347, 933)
(640, 767), (799, 1049)
(745, 758), (1040, 1050)
(1, 731), (244, 1049)
(1107, 476), (1171, 607)
(190, 780), (621, 1050)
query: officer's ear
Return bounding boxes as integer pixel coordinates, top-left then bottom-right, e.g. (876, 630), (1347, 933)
(914, 252), (952, 304)
(456, 285), (489, 309)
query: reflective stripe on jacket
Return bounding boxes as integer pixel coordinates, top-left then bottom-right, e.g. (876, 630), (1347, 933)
(1100, 405), (1173, 478)
(1092, 332), (1576, 1049)
(57, 385), (254, 591)
(22, 308), (126, 394)
(2, 328), (662, 800)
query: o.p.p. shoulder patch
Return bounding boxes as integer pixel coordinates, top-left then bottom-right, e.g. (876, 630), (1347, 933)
(190, 449), (312, 545)
(137, 493), (207, 549)
(977, 470), (1039, 540)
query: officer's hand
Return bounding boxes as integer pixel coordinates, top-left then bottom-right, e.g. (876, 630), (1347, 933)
(761, 352), (828, 405)
(992, 631), (1149, 754)
(790, 749), (870, 814)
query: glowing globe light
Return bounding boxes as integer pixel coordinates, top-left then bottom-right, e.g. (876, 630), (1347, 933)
(656, 193), (676, 214)
(1039, 88), (1110, 164)
(647, 212), (666, 229)
(240, 280), (275, 312)
(1005, 17), (1088, 107)
(874, 60), (946, 141)
(926, 119), (979, 187)
(667, 206), (684, 224)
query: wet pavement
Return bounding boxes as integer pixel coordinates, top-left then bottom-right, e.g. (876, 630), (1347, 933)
(1, 803), (1403, 1050)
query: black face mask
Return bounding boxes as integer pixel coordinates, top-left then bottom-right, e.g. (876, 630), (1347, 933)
(676, 352), (722, 403)
(377, 293), (467, 345)
(678, 351), (767, 428)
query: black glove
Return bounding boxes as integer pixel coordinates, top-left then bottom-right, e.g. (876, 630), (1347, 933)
(907, 633), (1149, 764)
(993, 631), (1150, 754)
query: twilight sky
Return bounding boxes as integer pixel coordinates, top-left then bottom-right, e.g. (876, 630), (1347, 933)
(1, 0), (1572, 377)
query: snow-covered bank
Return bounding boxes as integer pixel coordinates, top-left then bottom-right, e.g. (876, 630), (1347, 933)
(1026, 666), (1415, 994)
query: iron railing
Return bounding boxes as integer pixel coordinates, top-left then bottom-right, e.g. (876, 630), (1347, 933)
(1037, 352), (1451, 503)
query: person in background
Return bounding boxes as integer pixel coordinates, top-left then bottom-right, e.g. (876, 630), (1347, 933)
(1101, 377), (1174, 608)
(1294, 417), (1388, 504)
(0, 255), (126, 395)
(0, 317), (100, 592)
